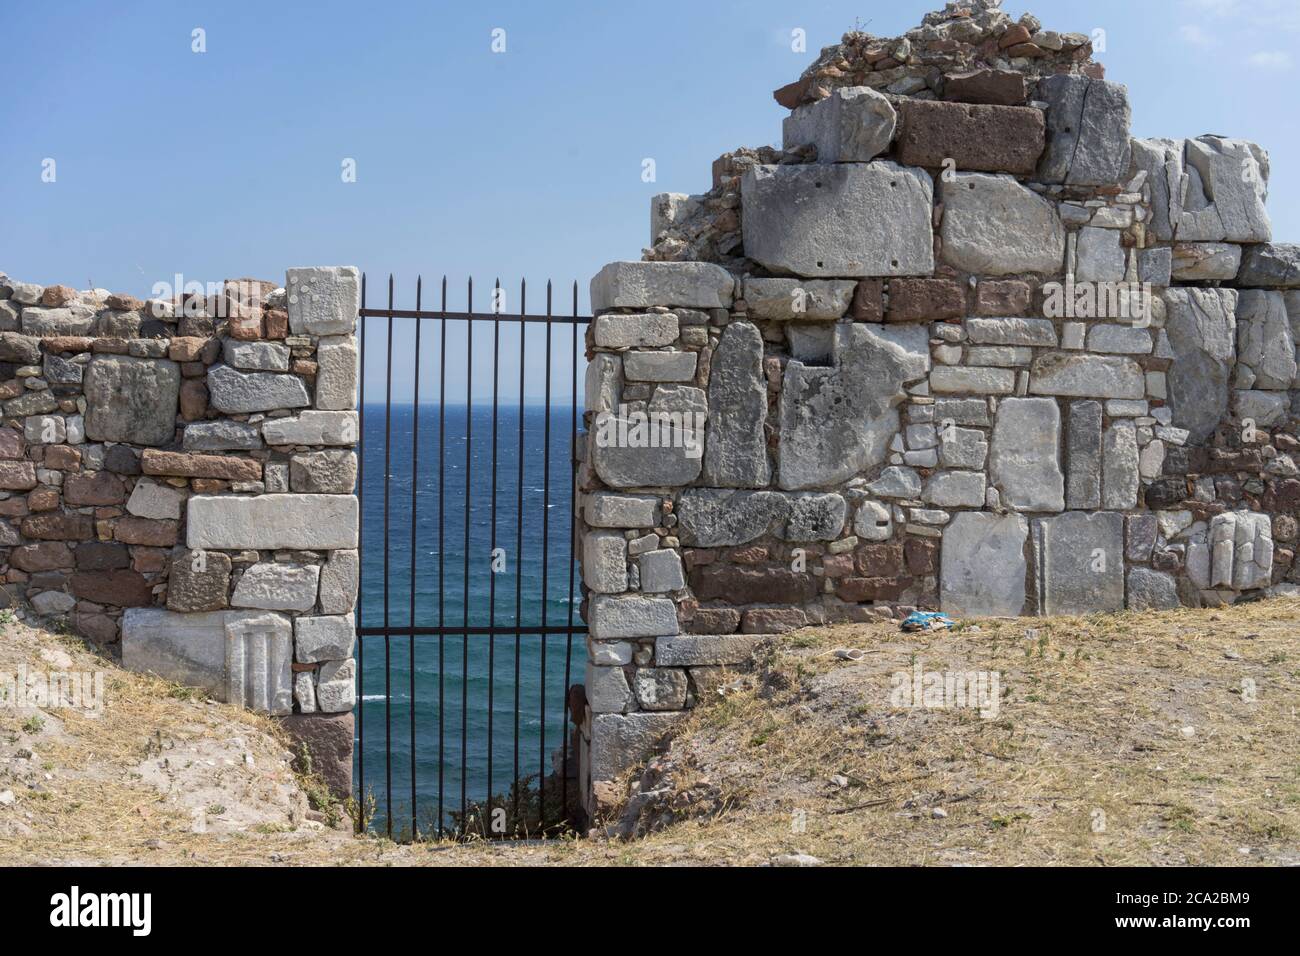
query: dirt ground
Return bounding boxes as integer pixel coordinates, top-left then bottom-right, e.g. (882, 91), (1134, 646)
(2, 598), (1298, 866)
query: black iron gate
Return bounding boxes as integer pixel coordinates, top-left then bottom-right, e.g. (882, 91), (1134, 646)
(355, 274), (590, 839)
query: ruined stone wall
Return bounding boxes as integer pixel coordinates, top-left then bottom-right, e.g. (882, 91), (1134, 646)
(0, 266), (360, 793)
(576, 0), (1300, 813)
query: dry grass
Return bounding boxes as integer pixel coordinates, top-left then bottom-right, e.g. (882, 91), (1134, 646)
(3, 599), (1299, 866)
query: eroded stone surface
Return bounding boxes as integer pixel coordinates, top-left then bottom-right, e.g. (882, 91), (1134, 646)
(1032, 511), (1124, 615)
(941, 512), (1028, 617)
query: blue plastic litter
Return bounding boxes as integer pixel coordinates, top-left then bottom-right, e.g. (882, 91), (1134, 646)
(901, 610), (956, 632)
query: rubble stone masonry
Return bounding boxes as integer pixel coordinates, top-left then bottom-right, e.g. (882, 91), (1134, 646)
(578, 1), (1300, 813)
(0, 265), (360, 796)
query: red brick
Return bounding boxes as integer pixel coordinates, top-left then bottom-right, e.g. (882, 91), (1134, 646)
(835, 576), (912, 602)
(10, 541), (74, 572)
(689, 564), (818, 604)
(850, 279), (884, 322)
(904, 537), (939, 575)
(44, 445), (82, 470)
(70, 569), (153, 607)
(896, 99), (1045, 175)
(974, 280), (1033, 316)
(141, 449), (260, 481)
(887, 277), (967, 323)
(264, 308), (289, 339)
(113, 517), (180, 547)
(943, 69), (1028, 106)
(63, 471), (127, 506)
(688, 606), (740, 634)
(21, 512), (94, 540)
(741, 607), (807, 634)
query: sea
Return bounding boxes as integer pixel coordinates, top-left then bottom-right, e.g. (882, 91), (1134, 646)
(355, 402), (585, 836)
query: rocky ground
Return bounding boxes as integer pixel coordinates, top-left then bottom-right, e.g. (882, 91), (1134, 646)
(3, 598), (1298, 866)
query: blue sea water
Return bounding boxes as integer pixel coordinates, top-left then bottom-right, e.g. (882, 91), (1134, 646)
(355, 403), (586, 835)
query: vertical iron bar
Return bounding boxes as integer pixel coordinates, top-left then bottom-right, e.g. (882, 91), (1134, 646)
(408, 276), (422, 840)
(486, 278), (501, 834)
(539, 281), (553, 826)
(461, 277), (473, 830)
(437, 276), (447, 836)
(356, 274), (367, 821)
(384, 275), (394, 839)
(562, 280), (579, 826)
(513, 281), (526, 825)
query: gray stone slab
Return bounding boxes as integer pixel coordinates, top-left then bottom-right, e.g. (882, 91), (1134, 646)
(1163, 288), (1238, 442)
(1127, 568), (1181, 610)
(286, 266), (360, 335)
(1102, 420), (1139, 509)
(583, 530), (629, 594)
(940, 512), (1029, 617)
(741, 278), (856, 320)
(589, 712), (682, 781)
(1028, 353), (1145, 399)
(1032, 511), (1125, 615)
(676, 489), (790, 546)
(294, 613), (356, 663)
(223, 340), (290, 371)
(83, 356), (181, 446)
(1037, 75), (1131, 186)
(782, 85), (897, 163)
(318, 549), (359, 614)
(587, 594), (679, 639)
(782, 492), (847, 541)
(590, 261), (734, 311)
(703, 320), (768, 487)
(1065, 400), (1102, 510)
(232, 562), (321, 611)
(638, 548), (685, 593)
(315, 335), (358, 410)
(187, 494), (358, 550)
(208, 364), (311, 414)
(183, 420), (264, 451)
(990, 397), (1064, 512)
(742, 161), (934, 278)
(261, 411), (358, 447)
(779, 323), (929, 489)
(940, 173), (1065, 275)
(593, 312), (679, 348)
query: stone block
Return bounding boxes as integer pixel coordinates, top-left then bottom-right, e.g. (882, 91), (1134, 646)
(1163, 288), (1237, 442)
(261, 410), (358, 446)
(83, 356), (180, 446)
(1037, 75), (1131, 186)
(1127, 567), (1181, 610)
(638, 548), (685, 593)
(1172, 242), (1242, 281)
(896, 99), (1044, 175)
(990, 397), (1064, 512)
(1075, 226), (1126, 281)
(1032, 511), (1125, 615)
(279, 712), (353, 800)
(1235, 290), (1295, 390)
(285, 266), (360, 335)
(315, 659), (356, 713)
(677, 489), (789, 546)
(703, 320), (768, 487)
(125, 481), (184, 520)
(943, 69), (1028, 106)
(592, 313), (679, 348)
(621, 351), (696, 382)
(1236, 243), (1300, 287)
(232, 562), (322, 611)
(779, 323), (929, 489)
(587, 594), (678, 639)
(1065, 400), (1102, 510)
(315, 335), (358, 410)
(583, 530), (629, 594)
(187, 494), (359, 550)
(208, 364), (311, 414)
(289, 449), (357, 494)
(1102, 420), (1140, 510)
(183, 420), (264, 452)
(965, 317), (1057, 347)
(588, 712), (682, 782)
(141, 449), (261, 482)
(590, 261), (734, 311)
(940, 173), (1065, 276)
(295, 613), (356, 663)
(940, 512), (1028, 617)
(1028, 353), (1145, 399)
(922, 470), (985, 507)
(886, 278), (966, 323)
(655, 634), (764, 666)
(585, 492), (659, 528)
(930, 366), (1016, 394)
(318, 549), (359, 614)
(166, 549), (232, 612)
(585, 663), (635, 714)
(632, 667), (689, 710)
(783, 492), (847, 541)
(781, 85), (896, 163)
(1209, 510), (1272, 591)
(741, 278), (856, 320)
(223, 340), (290, 371)
(742, 161), (934, 278)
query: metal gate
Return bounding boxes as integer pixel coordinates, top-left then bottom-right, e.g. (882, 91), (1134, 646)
(354, 274), (590, 840)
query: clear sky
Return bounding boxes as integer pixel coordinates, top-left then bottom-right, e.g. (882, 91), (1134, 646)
(3, 0), (1298, 402)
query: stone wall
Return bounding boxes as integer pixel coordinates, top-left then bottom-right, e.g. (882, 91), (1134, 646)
(0, 265), (360, 794)
(576, 0), (1300, 813)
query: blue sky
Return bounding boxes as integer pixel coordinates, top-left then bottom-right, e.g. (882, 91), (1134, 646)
(3, 0), (1298, 401)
